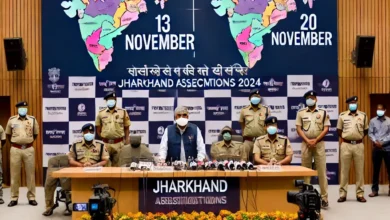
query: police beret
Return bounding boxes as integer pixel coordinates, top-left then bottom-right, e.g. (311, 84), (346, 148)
(220, 126), (233, 134)
(303, 90), (317, 98)
(16, 101), (28, 108)
(346, 96), (358, 103)
(81, 123), (94, 132)
(104, 91), (116, 100)
(265, 116), (278, 125)
(248, 89), (260, 99)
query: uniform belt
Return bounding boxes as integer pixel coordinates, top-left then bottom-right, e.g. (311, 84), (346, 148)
(342, 139), (363, 144)
(102, 138), (123, 144)
(244, 136), (257, 142)
(12, 144), (33, 149)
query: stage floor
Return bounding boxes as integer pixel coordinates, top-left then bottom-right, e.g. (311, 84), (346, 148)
(0, 185), (389, 220)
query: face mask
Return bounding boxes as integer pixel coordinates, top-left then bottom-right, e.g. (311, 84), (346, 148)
(223, 133), (232, 141)
(306, 98), (316, 107)
(377, 110), (385, 117)
(349, 103), (357, 111)
(250, 97), (261, 105)
(107, 100), (116, 108)
(84, 133), (94, 142)
(176, 117), (189, 127)
(267, 126), (277, 135)
(18, 108), (27, 116)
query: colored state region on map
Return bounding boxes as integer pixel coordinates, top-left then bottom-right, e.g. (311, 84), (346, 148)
(61, 0), (167, 72)
(211, 0), (313, 69)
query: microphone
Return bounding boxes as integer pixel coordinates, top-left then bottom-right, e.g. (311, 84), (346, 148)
(204, 161), (211, 169)
(234, 161), (243, 170)
(211, 160), (217, 169)
(240, 161), (247, 170)
(197, 160), (205, 170)
(189, 160), (197, 170)
(217, 161), (225, 171)
(246, 161), (254, 170)
(130, 162), (138, 170)
(223, 160), (229, 169)
(228, 160), (234, 170)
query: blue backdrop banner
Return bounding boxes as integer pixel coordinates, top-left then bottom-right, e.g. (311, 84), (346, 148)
(42, 0), (339, 184)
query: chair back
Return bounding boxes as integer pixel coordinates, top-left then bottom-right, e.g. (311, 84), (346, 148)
(48, 154), (69, 168)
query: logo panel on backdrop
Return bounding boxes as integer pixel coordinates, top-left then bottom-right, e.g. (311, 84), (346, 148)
(41, 0), (339, 199)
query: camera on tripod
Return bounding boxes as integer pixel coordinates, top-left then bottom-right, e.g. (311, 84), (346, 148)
(287, 180), (321, 220)
(88, 184), (116, 220)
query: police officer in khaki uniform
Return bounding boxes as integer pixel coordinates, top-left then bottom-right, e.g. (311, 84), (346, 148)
(68, 123), (110, 168)
(0, 125), (6, 205)
(253, 116), (293, 165)
(296, 90), (330, 208)
(210, 126), (244, 161)
(43, 123), (109, 216)
(239, 89), (270, 162)
(5, 101), (39, 207)
(96, 92), (131, 166)
(337, 96), (369, 203)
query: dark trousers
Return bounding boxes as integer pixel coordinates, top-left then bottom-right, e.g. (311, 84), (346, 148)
(372, 148), (390, 192)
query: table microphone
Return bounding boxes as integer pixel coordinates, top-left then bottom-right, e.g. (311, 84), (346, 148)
(247, 161), (254, 170)
(234, 161), (243, 170)
(197, 160), (205, 170)
(189, 160), (197, 170)
(130, 162), (138, 170)
(211, 160), (217, 169)
(228, 160), (234, 170)
(204, 161), (211, 169)
(217, 161), (225, 171)
(240, 161), (248, 170)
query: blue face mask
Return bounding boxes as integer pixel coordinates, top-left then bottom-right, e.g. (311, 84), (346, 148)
(18, 108), (27, 116)
(84, 133), (94, 142)
(223, 133), (232, 141)
(107, 100), (116, 108)
(250, 97), (261, 105)
(349, 103), (357, 111)
(267, 126), (277, 135)
(306, 98), (316, 107)
(377, 110), (385, 117)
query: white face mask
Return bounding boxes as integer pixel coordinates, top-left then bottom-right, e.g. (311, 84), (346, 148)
(176, 117), (189, 126)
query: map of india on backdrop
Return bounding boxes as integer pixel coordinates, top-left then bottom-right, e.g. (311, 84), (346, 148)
(42, 0), (339, 184)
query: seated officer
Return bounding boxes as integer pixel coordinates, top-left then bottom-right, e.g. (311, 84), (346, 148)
(210, 126), (244, 161)
(119, 136), (154, 166)
(68, 123), (110, 168)
(253, 116), (293, 165)
(158, 106), (206, 162)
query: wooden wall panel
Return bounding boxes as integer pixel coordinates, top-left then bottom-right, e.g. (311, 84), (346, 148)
(338, 0), (390, 184)
(0, 0), (43, 185)
(1, 0), (390, 186)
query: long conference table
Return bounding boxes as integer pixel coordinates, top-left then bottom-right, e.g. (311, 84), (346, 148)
(52, 166), (317, 220)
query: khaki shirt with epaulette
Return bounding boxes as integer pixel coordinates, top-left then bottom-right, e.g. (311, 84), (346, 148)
(295, 107), (331, 139)
(210, 140), (244, 160)
(253, 134), (293, 162)
(5, 115), (39, 145)
(68, 139), (110, 164)
(337, 110), (369, 140)
(95, 107), (131, 139)
(239, 105), (271, 137)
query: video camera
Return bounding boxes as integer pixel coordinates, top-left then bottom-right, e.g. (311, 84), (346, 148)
(287, 180), (321, 220)
(88, 184), (116, 220)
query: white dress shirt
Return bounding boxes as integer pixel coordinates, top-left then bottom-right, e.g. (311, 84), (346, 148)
(158, 126), (206, 161)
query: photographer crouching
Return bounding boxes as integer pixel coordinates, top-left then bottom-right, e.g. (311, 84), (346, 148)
(287, 180), (322, 220)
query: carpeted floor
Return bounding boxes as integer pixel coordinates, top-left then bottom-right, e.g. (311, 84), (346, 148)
(0, 185), (389, 219)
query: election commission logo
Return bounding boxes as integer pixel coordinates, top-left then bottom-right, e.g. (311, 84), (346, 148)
(77, 103), (87, 116)
(319, 79), (332, 92)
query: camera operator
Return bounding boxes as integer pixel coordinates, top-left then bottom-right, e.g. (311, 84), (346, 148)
(69, 123), (110, 168)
